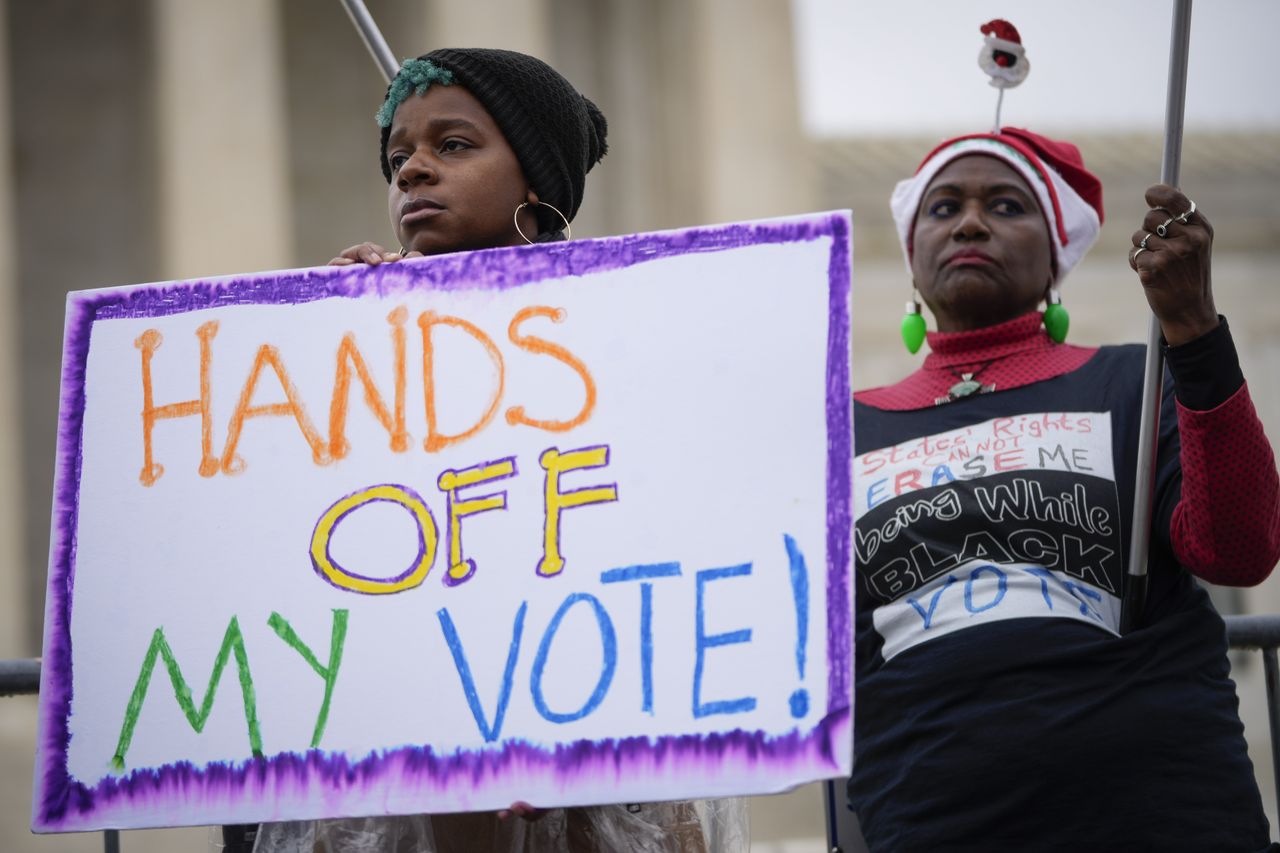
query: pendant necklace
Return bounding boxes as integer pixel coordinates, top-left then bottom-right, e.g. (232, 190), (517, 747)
(935, 360), (998, 406)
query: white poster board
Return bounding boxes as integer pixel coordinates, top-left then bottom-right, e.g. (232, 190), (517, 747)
(33, 212), (854, 831)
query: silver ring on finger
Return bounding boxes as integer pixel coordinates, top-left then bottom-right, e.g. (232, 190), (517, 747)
(1132, 246), (1149, 262)
(1139, 232), (1153, 249)
(1155, 216), (1177, 238)
(1175, 199), (1197, 223)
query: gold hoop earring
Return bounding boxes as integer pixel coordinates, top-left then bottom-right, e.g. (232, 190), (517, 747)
(514, 201), (572, 244)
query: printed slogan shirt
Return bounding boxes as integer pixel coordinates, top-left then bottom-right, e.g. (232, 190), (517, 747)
(847, 317), (1279, 851)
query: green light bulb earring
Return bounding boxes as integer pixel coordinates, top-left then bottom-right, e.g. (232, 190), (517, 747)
(1043, 289), (1069, 344)
(901, 293), (926, 354)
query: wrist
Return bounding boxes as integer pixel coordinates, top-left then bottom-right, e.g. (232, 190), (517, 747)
(1160, 313), (1219, 347)
(1163, 315), (1243, 410)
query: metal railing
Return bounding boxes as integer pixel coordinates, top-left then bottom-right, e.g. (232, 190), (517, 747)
(6, 615), (1280, 852)
(0, 658), (38, 695)
(1224, 612), (1280, 821)
(1, 659), (119, 851)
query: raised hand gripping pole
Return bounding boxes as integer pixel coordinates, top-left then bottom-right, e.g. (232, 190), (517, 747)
(1120, 0), (1194, 635)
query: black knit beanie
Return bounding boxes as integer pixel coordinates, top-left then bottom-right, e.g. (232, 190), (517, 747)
(378, 48), (608, 236)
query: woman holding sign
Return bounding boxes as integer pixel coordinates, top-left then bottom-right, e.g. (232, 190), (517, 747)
(847, 125), (1280, 849)
(287, 47), (736, 853)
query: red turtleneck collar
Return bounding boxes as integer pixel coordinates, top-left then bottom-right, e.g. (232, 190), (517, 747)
(855, 311), (1098, 411)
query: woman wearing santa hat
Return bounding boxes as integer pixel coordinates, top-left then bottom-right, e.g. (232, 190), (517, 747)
(846, 47), (1280, 849)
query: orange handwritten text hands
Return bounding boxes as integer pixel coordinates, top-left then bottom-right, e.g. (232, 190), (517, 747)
(137, 305), (601, 484)
(135, 321), (220, 486)
(220, 344), (330, 475)
(420, 312), (505, 453)
(506, 307), (597, 433)
(329, 307), (411, 460)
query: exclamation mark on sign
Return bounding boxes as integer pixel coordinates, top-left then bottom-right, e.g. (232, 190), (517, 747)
(784, 534), (809, 719)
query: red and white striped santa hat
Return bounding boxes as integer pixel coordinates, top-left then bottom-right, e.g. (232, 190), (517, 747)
(890, 127), (1105, 282)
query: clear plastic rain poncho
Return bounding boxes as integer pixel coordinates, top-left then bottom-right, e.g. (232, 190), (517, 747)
(212, 799), (748, 852)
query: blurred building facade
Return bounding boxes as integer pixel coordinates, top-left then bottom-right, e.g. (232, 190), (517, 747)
(0, 2), (1277, 851)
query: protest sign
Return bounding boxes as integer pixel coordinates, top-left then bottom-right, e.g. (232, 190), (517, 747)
(33, 212), (853, 831)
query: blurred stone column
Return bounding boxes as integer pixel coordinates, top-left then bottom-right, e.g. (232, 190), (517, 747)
(280, 0), (422, 264)
(0, 0), (22, 659)
(686, 0), (814, 225)
(547, 0), (699, 238)
(549, 0), (814, 238)
(424, 0), (552, 58)
(153, 0), (292, 279)
(10, 0), (160, 654)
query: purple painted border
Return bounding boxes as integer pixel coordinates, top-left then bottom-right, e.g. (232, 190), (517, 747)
(822, 215), (853, 716)
(42, 712), (849, 831)
(34, 213), (854, 830)
(85, 216), (844, 320)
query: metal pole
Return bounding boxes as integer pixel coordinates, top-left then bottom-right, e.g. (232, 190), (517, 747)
(1120, 0), (1193, 635)
(337, 0), (399, 83)
(1263, 648), (1280, 822)
(103, 829), (120, 853)
(0, 658), (40, 695)
(824, 780), (842, 852)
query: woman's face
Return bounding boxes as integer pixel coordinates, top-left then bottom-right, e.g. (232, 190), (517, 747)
(386, 85), (538, 255)
(910, 155), (1054, 332)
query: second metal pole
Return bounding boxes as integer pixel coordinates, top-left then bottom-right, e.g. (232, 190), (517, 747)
(1120, 0), (1194, 635)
